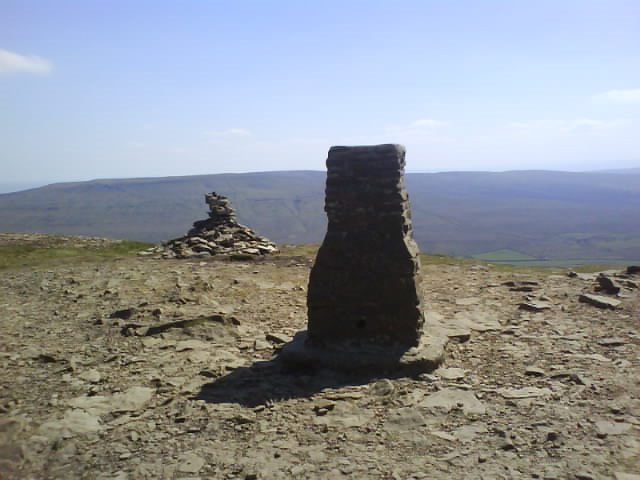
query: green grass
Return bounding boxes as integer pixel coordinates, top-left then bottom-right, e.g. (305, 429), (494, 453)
(278, 244), (320, 257)
(280, 245), (587, 273)
(2, 235), (631, 274)
(472, 249), (537, 261)
(419, 253), (479, 266)
(0, 240), (152, 270)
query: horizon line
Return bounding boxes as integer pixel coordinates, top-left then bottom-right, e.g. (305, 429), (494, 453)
(2, 166), (640, 193)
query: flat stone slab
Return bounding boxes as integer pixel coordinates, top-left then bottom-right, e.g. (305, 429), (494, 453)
(579, 293), (621, 309)
(519, 301), (552, 312)
(279, 331), (447, 375)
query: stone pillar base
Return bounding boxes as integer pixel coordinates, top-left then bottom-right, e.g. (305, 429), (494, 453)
(279, 331), (448, 375)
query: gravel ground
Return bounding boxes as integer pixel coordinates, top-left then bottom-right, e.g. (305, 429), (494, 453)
(1, 235), (638, 480)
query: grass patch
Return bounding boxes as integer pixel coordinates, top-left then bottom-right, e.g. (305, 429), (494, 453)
(572, 263), (637, 273)
(279, 246), (565, 272)
(277, 244), (320, 257)
(0, 240), (152, 270)
(472, 249), (537, 261)
(420, 253), (479, 266)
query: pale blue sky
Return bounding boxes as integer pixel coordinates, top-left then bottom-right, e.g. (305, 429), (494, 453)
(2, 0), (639, 184)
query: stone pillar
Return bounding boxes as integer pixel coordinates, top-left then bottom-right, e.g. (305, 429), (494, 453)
(307, 144), (424, 346)
(280, 144), (445, 374)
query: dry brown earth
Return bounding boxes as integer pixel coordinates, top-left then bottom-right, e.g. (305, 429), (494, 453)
(0, 234), (638, 480)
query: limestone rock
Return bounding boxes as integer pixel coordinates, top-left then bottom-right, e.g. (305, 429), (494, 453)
(78, 368), (101, 383)
(420, 388), (486, 415)
(579, 293), (621, 309)
(436, 367), (466, 380)
(369, 379), (395, 396)
(615, 473), (640, 480)
(596, 273), (622, 294)
(497, 387), (552, 399)
(313, 401), (375, 428)
(598, 337), (626, 346)
(519, 301), (552, 312)
(384, 407), (427, 432)
(504, 280), (539, 292)
(68, 386), (154, 415)
(525, 366), (546, 377)
(595, 421), (632, 436)
(177, 452), (206, 474)
(109, 307), (137, 320)
(38, 409), (102, 439)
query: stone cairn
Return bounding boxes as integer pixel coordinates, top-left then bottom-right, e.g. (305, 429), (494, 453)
(142, 192), (278, 259)
(281, 144), (445, 373)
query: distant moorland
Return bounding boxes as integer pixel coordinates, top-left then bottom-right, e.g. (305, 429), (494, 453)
(0, 169), (639, 265)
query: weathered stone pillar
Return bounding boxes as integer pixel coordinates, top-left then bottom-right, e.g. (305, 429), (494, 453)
(307, 144), (424, 346)
(280, 144), (445, 374)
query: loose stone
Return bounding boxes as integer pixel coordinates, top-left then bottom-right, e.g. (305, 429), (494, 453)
(579, 293), (621, 309)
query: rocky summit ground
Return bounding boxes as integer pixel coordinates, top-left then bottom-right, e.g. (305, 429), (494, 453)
(0, 234), (639, 480)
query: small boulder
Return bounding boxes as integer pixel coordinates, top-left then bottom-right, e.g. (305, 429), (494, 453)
(596, 274), (621, 295)
(518, 302), (551, 312)
(110, 308), (137, 320)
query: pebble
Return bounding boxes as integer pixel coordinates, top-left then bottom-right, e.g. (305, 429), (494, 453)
(436, 367), (466, 380)
(594, 421), (632, 437)
(78, 369), (102, 383)
(598, 337), (626, 347)
(420, 388), (486, 415)
(265, 332), (291, 344)
(176, 453), (206, 474)
(497, 387), (552, 399)
(615, 473), (640, 480)
(519, 302), (552, 312)
(253, 338), (272, 350)
(369, 379), (395, 396)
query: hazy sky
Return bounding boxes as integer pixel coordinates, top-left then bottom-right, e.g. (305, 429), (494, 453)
(2, 0), (640, 184)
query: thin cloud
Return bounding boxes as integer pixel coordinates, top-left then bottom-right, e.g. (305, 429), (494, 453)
(412, 119), (449, 128)
(508, 118), (626, 132)
(0, 48), (52, 75)
(207, 128), (251, 137)
(595, 88), (640, 104)
(572, 118), (626, 129)
(385, 119), (451, 143)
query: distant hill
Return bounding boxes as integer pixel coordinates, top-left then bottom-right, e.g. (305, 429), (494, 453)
(1, 169), (639, 263)
(590, 167), (640, 175)
(0, 182), (47, 194)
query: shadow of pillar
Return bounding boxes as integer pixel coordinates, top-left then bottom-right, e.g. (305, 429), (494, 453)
(195, 144), (448, 408)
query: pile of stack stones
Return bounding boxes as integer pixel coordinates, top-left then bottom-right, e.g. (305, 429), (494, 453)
(150, 192), (278, 259)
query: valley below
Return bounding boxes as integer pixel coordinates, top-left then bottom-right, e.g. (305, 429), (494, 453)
(0, 234), (639, 480)
(2, 169), (640, 264)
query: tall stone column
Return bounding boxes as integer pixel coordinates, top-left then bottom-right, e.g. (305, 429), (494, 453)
(307, 144), (424, 346)
(281, 144), (445, 374)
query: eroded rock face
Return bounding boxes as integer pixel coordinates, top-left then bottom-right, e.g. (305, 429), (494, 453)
(307, 144), (424, 346)
(144, 192), (278, 258)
